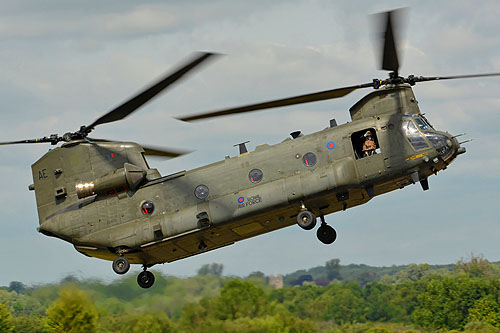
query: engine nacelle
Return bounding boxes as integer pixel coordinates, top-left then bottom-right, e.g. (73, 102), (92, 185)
(75, 163), (146, 199)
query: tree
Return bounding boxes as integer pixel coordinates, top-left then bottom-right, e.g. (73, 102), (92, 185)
(247, 271), (266, 280)
(45, 287), (98, 333)
(11, 315), (46, 333)
(0, 303), (13, 333)
(455, 253), (494, 278)
(414, 275), (498, 330)
(8, 281), (27, 294)
(313, 282), (367, 324)
(103, 311), (176, 333)
(325, 258), (342, 281)
(290, 275), (313, 286)
(468, 295), (500, 327)
(197, 263), (224, 276)
(215, 279), (271, 320)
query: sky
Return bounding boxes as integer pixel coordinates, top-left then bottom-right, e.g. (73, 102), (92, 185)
(0, 0), (499, 286)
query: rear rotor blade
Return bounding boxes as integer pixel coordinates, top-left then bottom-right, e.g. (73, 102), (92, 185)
(142, 145), (192, 158)
(88, 52), (218, 129)
(88, 138), (191, 159)
(178, 83), (373, 122)
(0, 135), (61, 145)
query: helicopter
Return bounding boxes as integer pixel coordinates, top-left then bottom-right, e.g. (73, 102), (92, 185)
(2, 10), (499, 289)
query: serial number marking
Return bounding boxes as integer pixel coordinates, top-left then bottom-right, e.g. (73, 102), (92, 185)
(405, 152), (428, 161)
(237, 195), (262, 209)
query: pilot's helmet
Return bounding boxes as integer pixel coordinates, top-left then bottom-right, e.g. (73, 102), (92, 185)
(364, 130), (372, 137)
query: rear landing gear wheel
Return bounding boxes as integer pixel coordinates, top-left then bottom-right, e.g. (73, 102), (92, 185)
(112, 256), (130, 275)
(137, 270), (155, 289)
(317, 224), (337, 244)
(297, 210), (317, 230)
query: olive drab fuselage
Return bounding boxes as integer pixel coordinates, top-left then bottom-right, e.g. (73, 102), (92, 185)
(30, 84), (463, 267)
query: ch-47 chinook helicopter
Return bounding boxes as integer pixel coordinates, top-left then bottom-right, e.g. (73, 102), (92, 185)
(2, 10), (500, 289)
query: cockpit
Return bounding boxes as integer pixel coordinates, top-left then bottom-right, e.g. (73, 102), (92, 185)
(402, 115), (457, 161)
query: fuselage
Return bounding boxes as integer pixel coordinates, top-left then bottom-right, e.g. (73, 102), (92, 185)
(32, 84), (463, 266)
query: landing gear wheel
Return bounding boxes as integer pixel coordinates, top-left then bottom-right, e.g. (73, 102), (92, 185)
(112, 256), (130, 275)
(137, 271), (155, 289)
(297, 210), (317, 230)
(317, 225), (337, 244)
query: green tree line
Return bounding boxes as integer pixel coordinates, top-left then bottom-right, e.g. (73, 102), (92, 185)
(1, 255), (500, 332)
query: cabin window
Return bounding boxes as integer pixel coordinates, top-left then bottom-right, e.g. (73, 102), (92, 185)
(248, 169), (263, 183)
(194, 185), (209, 199)
(302, 152), (317, 167)
(351, 128), (380, 159)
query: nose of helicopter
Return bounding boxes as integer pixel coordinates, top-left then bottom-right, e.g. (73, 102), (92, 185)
(425, 131), (465, 163)
(443, 133), (466, 162)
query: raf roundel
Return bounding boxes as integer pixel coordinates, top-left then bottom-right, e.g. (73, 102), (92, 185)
(327, 141), (335, 150)
(238, 197), (245, 204)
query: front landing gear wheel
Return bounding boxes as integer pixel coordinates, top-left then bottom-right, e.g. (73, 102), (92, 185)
(137, 271), (155, 289)
(112, 256), (130, 275)
(317, 224), (337, 244)
(297, 210), (317, 230)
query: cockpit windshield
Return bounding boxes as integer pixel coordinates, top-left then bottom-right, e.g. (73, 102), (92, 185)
(415, 117), (432, 131)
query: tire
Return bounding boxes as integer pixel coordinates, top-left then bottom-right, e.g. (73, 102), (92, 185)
(137, 271), (155, 289)
(297, 211), (317, 230)
(317, 225), (337, 244)
(112, 256), (130, 275)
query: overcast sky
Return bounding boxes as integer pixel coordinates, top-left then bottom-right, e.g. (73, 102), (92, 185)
(1, 0), (499, 286)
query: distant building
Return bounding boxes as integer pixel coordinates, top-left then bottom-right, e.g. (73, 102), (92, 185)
(268, 274), (283, 289)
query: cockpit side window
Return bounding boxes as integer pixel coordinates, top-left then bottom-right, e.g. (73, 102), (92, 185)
(402, 119), (419, 136)
(402, 119), (429, 150)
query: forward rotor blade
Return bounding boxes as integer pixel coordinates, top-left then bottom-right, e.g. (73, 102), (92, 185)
(178, 83), (373, 122)
(88, 52), (218, 129)
(411, 72), (500, 83)
(87, 138), (192, 159)
(0, 139), (44, 145)
(378, 9), (406, 73)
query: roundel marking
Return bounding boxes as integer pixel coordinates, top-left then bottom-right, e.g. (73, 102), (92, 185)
(327, 141), (335, 150)
(238, 197), (245, 204)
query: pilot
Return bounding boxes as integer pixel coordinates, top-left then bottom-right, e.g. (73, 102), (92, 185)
(362, 130), (376, 157)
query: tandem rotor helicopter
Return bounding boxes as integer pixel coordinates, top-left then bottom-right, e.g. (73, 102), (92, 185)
(2, 10), (499, 288)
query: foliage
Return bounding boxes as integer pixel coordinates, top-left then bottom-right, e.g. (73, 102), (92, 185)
(7, 282), (27, 295)
(100, 311), (176, 333)
(45, 287), (98, 333)
(1, 258), (500, 332)
(197, 263), (224, 276)
(326, 258), (342, 281)
(11, 314), (46, 333)
(455, 253), (495, 278)
(0, 302), (14, 333)
(413, 275), (500, 330)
